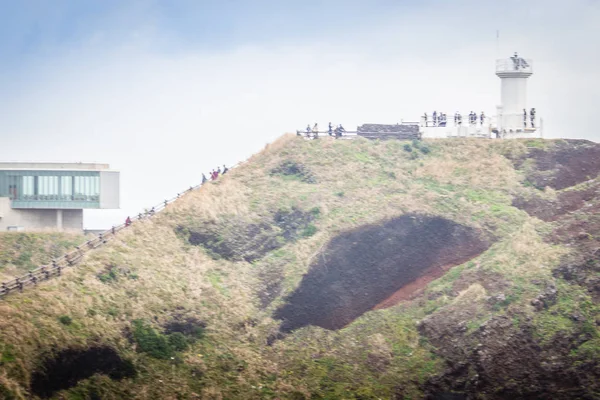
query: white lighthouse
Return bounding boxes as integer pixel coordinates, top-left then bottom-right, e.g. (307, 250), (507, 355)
(494, 53), (540, 138)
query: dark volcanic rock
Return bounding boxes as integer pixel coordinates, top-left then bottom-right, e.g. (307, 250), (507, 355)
(508, 139), (600, 190)
(274, 214), (489, 331)
(420, 310), (600, 400)
(30, 346), (135, 398)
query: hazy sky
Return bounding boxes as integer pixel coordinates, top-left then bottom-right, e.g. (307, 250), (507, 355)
(1, 0), (599, 228)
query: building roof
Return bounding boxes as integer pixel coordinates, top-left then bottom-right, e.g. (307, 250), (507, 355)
(0, 162), (111, 171)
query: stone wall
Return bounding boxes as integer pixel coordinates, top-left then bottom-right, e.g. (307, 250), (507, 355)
(357, 124), (420, 140)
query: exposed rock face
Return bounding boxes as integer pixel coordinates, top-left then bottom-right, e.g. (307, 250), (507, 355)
(275, 214), (489, 331)
(508, 139), (600, 190)
(422, 139), (600, 399)
(30, 346), (135, 398)
(420, 311), (600, 400)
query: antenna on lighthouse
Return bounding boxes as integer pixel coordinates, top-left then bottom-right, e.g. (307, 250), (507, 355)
(496, 30), (500, 58)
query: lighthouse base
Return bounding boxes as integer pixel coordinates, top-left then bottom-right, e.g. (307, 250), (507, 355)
(420, 125), (491, 139)
(493, 127), (541, 139)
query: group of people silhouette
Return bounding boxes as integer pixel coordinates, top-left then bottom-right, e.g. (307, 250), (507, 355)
(524, 108), (536, 128)
(202, 165), (229, 183)
(423, 111), (486, 127)
(297, 122), (346, 139)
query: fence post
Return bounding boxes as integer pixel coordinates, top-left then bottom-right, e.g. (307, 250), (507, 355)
(16, 278), (23, 292)
(57, 264), (62, 276)
(99, 233), (104, 243)
(42, 266), (50, 280)
(30, 272), (37, 285)
(1, 282), (7, 295)
(65, 254), (73, 266)
(112, 226), (116, 235)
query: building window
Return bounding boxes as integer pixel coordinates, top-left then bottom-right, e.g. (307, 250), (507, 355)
(74, 176), (100, 201)
(38, 176), (59, 198)
(60, 176), (73, 199)
(22, 176), (34, 198)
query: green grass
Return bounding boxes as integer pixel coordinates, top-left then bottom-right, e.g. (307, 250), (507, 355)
(0, 136), (587, 399)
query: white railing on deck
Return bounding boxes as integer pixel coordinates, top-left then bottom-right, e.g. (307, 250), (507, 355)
(496, 58), (533, 73)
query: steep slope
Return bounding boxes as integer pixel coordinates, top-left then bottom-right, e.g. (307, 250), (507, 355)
(0, 136), (598, 400)
(0, 232), (86, 281)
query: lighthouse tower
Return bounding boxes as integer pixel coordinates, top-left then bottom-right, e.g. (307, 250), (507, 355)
(495, 53), (539, 138)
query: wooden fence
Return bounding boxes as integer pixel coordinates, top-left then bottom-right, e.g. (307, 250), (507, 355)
(0, 162), (244, 299)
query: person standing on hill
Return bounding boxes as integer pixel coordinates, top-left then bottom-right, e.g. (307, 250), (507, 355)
(440, 113), (447, 127)
(523, 109), (527, 127)
(202, 173), (208, 183)
(223, 165), (229, 174)
(480, 111), (485, 125)
(432, 111), (437, 127)
(125, 216), (132, 226)
(328, 122), (333, 136)
(424, 112), (428, 127)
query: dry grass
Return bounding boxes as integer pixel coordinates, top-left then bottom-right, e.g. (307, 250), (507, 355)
(0, 136), (573, 399)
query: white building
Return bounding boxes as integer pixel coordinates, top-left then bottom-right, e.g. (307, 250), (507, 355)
(420, 53), (541, 139)
(0, 163), (119, 232)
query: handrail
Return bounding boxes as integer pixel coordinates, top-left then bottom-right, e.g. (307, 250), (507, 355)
(0, 161), (244, 299)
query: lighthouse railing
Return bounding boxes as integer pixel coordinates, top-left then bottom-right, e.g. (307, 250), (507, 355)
(496, 58), (533, 73)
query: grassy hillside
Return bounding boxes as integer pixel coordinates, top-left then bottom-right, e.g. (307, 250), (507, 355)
(0, 135), (599, 400)
(0, 232), (86, 281)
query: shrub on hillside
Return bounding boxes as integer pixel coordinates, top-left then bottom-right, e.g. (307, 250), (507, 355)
(167, 332), (189, 352)
(132, 320), (174, 359)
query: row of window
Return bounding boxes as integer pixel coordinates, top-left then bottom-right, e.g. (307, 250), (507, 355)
(8, 176), (100, 200)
